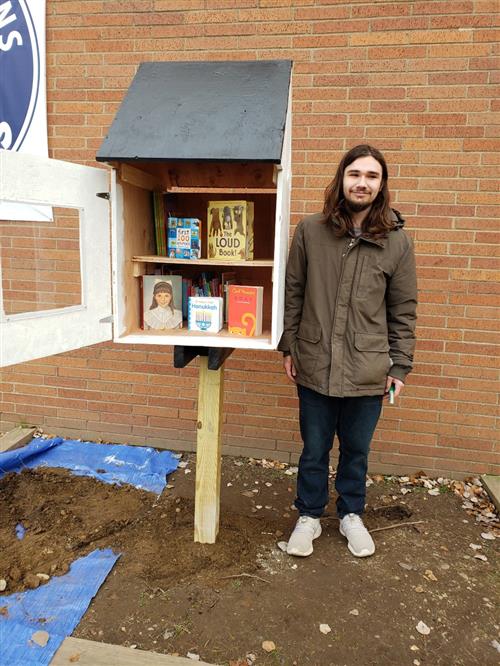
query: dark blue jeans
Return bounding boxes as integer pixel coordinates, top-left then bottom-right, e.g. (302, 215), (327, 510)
(296, 384), (383, 519)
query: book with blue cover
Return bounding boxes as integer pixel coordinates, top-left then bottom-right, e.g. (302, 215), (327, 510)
(167, 217), (201, 259)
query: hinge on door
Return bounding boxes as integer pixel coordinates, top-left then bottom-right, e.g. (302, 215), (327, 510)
(99, 315), (113, 324)
(96, 192), (110, 200)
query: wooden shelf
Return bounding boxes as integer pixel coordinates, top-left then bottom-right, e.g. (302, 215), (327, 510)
(132, 256), (274, 267)
(119, 326), (274, 350)
(166, 187), (276, 194)
(128, 326), (271, 340)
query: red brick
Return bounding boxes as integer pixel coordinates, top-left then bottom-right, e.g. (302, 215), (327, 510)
(399, 420), (457, 437)
(350, 29), (474, 47)
(428, 43), (490, 57)
(471, 258), (500, 269)
(350, 59), (406, 73)
(419, 204), (477, 217)
(438, 435), (493, 452)
(295, 6), (350, 20)
(426, 126), (485, 138)
(412, 2), (473, 15)
(352, 3), (411, 19)
(371, 17), (430, 32)
(440, 410), (496, 427)
(367, 45), (427, 60)
(409, 57), (471, 73)
(429, 14), (498, 29)
(473, 28), (500, 42)
(293, 35), (349, 49)
(445, 337), (499, 355)
(1, 0), (496, 476)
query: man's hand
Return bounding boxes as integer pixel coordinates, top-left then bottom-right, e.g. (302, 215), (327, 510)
(283, 354), (297, 383)
(385, 375), (404, 399)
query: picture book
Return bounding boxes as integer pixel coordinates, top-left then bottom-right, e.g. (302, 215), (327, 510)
(141, 275), (183, 331)
(221, 270), (237, 322)
(188, 296), (224, 333)
(227, 285), (263, 337)
(167, 217), (201, 259)
(207, 200), (254, 261)
(182, 277), (191, 319)
(152, 191), (167, 256)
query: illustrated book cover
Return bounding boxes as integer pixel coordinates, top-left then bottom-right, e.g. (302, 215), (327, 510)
(227, 285), (263, 336)
(141, 275), (183, 330)
(188, 296), (223, 333)
(167, 217), (201, 259)
(207, 200), (254, 261)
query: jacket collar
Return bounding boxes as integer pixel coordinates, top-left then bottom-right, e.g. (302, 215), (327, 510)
(360, 235), (386, 247)
(351, 209), (405, 248)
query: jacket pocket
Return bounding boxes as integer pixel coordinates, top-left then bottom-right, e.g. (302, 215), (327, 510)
(356, 256), (388, 299)
(354, 333), (390, 353)
(294, 321), (321, 379)
(352, 332), (391, 386)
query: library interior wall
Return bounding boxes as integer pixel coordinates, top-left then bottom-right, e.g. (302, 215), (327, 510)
(0, 0), (498, 477)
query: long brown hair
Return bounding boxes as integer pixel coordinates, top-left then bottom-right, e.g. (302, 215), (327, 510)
(323, 144), (395, 239)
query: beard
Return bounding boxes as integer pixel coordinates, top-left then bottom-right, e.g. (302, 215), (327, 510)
(344, 198), (373, 213)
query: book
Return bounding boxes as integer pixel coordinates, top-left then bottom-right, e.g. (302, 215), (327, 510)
(190, 271), (221, 298)
(221, 270), (237, 322)
(152, 192), (167, 256)
(167, 217), (201, 259)
(207, 200), (254, 261)
(141, 275), (183, 330)
(188, 296), (224, 333)
(227, 285), (263, 336)
(182, 277), (191, 319)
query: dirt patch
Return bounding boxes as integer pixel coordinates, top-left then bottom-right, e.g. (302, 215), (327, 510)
(1, 455), (499, 665)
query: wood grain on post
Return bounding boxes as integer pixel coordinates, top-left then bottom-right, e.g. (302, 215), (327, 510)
(194, 356), (224, 543)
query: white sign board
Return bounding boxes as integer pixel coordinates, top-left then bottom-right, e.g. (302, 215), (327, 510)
(0, 0), (50, 222)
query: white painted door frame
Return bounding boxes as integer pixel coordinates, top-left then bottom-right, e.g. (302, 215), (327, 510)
(0, 151), (112, 367)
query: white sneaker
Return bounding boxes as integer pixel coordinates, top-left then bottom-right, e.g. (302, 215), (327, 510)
(286, 516), (322, 557)
(339, 513), (375, 557)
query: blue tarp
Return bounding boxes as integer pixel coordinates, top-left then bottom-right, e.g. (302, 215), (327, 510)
(0, 437), (179, 663)
(0, 549), (120, 666)
(0, 437), (178, 494)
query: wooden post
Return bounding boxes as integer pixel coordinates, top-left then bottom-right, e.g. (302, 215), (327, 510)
(194, 355), (224, 543)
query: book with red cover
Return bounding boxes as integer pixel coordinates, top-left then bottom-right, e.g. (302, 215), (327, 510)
(227, 285), (263, 336)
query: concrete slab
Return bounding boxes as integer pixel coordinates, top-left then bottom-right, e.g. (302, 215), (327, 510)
(481, 475), (500, 513)
(0, 426), (35, 452)
(51, 637), (218, 666)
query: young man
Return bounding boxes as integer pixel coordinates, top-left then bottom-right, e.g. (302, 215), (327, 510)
(278, 144), (417, 558)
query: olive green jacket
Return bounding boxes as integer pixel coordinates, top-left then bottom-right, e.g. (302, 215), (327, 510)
(278, 211), (417, 397)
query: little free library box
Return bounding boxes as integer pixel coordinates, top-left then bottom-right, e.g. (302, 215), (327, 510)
(100, 59), (293, 353)
(1, 60), (293, 543)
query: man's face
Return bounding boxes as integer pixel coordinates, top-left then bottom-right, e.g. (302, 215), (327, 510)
(342, 155), (383, 212)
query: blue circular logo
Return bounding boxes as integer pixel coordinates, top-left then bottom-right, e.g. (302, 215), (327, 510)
(0, 0), (40, 151)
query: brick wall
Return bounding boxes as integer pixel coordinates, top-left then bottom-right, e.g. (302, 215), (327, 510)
(0, 208), (81, 314)
(1, 0), (499, 477)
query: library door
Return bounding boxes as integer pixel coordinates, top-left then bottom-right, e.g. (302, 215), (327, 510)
(0, 151), (112, 367)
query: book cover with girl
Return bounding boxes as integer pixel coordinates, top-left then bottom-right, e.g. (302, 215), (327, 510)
(142, 276), (183, 330)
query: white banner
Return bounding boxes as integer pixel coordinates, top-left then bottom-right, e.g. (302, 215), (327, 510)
(0, 0), (50, 221)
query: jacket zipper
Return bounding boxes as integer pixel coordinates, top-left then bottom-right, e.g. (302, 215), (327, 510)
(334, 237), (358, 395)
(342, 237), (356, 258)
(335, 237), (357, 315)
